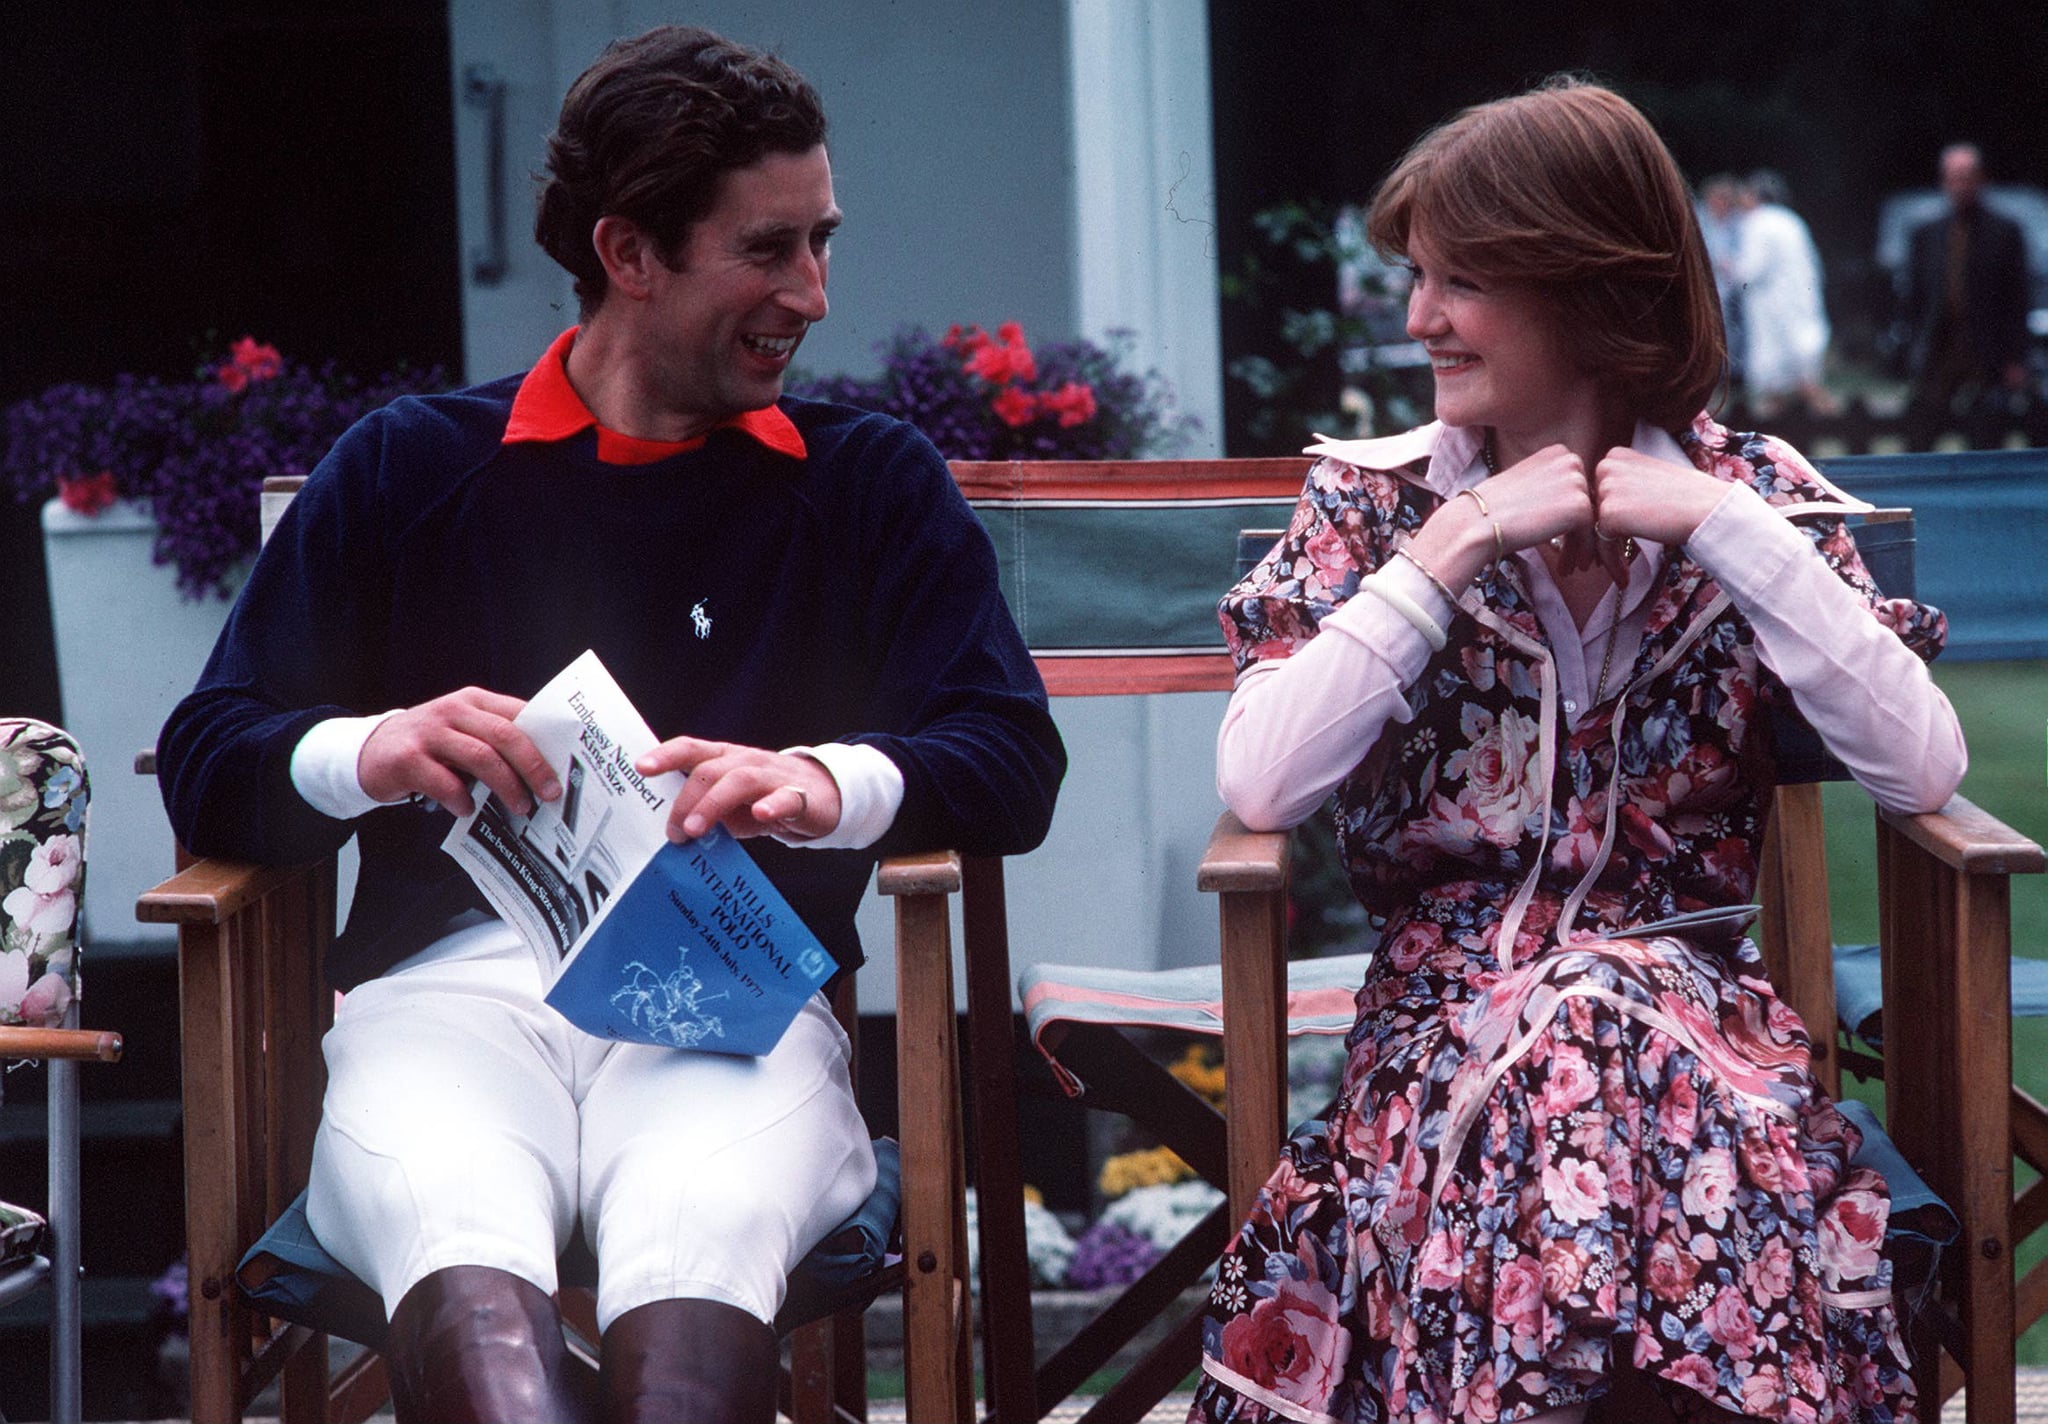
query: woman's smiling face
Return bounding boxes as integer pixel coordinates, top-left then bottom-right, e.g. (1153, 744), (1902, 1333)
(1403, 230), (1594, 445)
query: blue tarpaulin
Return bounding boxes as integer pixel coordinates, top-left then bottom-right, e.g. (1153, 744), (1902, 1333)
(1817, 449), (2048, 661)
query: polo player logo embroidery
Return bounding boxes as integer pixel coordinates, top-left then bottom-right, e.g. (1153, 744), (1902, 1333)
(690, 600), (712, 639)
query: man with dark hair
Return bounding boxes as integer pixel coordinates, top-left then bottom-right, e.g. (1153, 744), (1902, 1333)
(532, 25), (830, 320)
(1901, 142), (2033, 446)
(158, 24), (1063, 1424)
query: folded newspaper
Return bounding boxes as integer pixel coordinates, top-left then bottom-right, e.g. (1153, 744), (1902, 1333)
(442, 649), (835, 1055)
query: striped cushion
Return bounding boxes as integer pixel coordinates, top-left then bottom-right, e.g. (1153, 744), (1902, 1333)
(1019, 954), (1371, 1095)
(0, 1199), (46, 1267)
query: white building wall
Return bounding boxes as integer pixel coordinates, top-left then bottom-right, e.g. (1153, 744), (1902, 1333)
(446, 0), (1230, 1007)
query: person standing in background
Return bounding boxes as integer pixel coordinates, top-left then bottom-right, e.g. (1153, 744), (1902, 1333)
(1698, 174), (1747, 388)
(1734, 169), (1837, 418)
(1901, 142), (2033, 447)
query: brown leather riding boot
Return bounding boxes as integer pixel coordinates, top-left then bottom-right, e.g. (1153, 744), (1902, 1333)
(599, 1297), (778, 1424)
(384, 1264), (594, 1424)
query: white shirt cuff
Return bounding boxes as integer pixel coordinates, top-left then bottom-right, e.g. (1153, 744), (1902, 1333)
(289, 712), (405, 820)
(773, 742), (904, 849)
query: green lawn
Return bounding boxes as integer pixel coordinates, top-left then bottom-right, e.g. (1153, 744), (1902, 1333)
(1819, 659), (2048, 1361)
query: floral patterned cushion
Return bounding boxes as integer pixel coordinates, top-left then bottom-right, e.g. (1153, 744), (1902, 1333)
(0, 719), (88, 1028)
(0, 1197), (47, 1266)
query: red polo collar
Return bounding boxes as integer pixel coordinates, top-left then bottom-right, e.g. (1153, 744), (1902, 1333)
(503, 327), (807, 465)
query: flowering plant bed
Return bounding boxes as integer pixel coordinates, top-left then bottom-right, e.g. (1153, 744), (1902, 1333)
(974, 1035), (1353, 1292)
(790, 321), (1196, 461)
(3, 338), (447, 599)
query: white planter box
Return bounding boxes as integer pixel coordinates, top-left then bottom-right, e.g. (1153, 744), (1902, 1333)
(40, 497), (240, 946)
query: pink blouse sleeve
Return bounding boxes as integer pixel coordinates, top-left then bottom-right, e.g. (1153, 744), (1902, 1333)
(1216, 561), (1455, 829)
(1685, 481), (1967, 813)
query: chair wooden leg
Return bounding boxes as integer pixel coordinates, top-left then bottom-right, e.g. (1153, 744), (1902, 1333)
(1759, 783), (1842, 1096)
(278, 1328), (331, 1423)
(786, 1318), (834, 1424)
(1218, 885), (1287, 1229)
(886, 856), (972, 1424)
(1201, 813), (1292, 1232)
(1066, 1308), (1205, 1424)
(1040, 1022), (1230, 1189)
(327, 1349), (391, 1423)
(180, 913), (256, 1423)
(960, 854), (1038, 1424)
(270, 867), (338, 1424)
(1877, 815), (2015, 1424)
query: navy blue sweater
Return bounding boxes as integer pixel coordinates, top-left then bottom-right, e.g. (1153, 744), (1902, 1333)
(158, 376), (1065, 990)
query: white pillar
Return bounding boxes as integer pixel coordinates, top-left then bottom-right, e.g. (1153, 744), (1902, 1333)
(1066, 0), (1225, 456)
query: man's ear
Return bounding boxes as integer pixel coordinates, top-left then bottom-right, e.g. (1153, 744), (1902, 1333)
(591, 215), (659, 301)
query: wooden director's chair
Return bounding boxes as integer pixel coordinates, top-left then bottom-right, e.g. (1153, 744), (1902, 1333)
(135, 475), (979, 1424)
(935, 457), (1308, 1424)
(1748, 496), (2048, 1423)
(942, 464), (2043, 1424)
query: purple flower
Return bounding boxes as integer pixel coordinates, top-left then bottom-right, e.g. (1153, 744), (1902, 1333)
(149, 1255), (189, 1319)
(1064, 1220), (1163, 1290)
(4, 343), (448, 599)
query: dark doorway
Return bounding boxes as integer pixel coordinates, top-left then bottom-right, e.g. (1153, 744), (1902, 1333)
(0, 2), (462, 725)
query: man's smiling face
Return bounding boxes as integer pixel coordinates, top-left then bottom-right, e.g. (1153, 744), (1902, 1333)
(640, 144), (840, 429)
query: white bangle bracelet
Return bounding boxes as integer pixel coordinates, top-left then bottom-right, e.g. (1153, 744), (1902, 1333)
(1360, 571), (1448, 652)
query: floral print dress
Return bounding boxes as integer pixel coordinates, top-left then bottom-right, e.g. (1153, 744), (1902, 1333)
(1188, 417), (1943, 1424)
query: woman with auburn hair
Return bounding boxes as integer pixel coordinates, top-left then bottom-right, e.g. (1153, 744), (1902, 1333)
(1190, 77), (1962, 1424)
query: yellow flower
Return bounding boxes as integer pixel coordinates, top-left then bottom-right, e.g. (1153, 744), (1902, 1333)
(1168, 1044), (1227, 1106)
(1098, 1146), (1194, 1199)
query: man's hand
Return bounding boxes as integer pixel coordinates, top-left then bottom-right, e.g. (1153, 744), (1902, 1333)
(636, 737), (843, 842)
(358, 687), (559, 817)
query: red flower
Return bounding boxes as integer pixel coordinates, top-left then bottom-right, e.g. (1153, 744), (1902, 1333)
(56, 471), (118, 515)
(1040, 380), (1098, 428)
(232, 337), (283, 378)
(963, 321), (1037, 384)
(218, 336), (283, 391)
(968, 342), (1034, 384)
(990, 386), (1038, 428)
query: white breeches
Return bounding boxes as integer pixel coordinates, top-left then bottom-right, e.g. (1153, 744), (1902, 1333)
(304, 917), (876, 1333)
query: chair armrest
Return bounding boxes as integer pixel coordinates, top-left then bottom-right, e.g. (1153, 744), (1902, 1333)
(136, 856), (327, 926)
(0, 1027), (123, 1062)
(1198, 809), (1289, 893)
(1878, 793), (2046, 876)
(877, 849), (962, 897)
